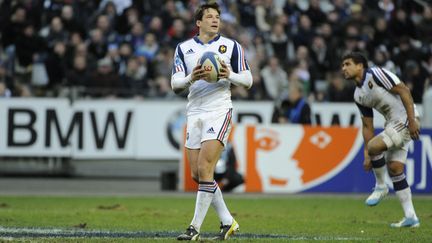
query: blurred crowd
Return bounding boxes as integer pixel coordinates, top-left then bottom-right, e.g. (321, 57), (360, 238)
(0, 0), (431, 109)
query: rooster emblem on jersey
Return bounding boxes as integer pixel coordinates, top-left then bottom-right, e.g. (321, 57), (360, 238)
(218, 45), (227, 54)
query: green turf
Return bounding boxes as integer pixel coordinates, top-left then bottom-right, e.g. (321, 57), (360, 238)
(0, 194), (431, 242)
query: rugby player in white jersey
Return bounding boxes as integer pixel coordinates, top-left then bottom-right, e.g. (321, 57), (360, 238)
(341, 52), (420, 228)
(171, 2), (252, 240)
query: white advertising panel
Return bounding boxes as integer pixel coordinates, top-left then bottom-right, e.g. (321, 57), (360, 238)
(72, 100), (137, 159)
(0, 98), (72, 157)
(0, 98), (423, 159)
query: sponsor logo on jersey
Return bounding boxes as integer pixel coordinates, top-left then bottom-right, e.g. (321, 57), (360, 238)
(185, 49), (195, 54)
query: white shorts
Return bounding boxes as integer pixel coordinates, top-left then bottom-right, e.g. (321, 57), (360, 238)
(185, 108), (233, 149)
(380, 120), (418, 163)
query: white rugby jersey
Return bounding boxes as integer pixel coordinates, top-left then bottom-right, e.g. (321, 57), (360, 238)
(172, 34), (250, 115)
(354, 67), (419, 126)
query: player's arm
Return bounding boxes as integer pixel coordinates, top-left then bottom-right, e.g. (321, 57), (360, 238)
(370, 67), (419, 139)
(171, 66), (209, 94)
(389, 82), (420, 140)
(219, 61), (253, 89)
(356, 102), (374, 171)
(171, 45), (208, 94)
(219, 41), (253, 89)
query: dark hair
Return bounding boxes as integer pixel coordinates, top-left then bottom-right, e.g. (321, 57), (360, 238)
(342, 52), (368, 68)
(194, 1), (220, 22)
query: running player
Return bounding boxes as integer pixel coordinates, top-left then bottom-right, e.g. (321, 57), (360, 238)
(171, 2), (252, 240)
(341, 52), (420, 228)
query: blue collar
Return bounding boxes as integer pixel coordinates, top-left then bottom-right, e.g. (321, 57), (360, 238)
(358, 69), (368, 87)
(193, 34), (221, 45)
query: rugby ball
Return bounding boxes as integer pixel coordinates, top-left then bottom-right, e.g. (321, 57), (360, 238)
(198, 51), (221, 83)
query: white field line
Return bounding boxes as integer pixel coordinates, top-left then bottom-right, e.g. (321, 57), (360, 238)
(0, 227), (369, 241)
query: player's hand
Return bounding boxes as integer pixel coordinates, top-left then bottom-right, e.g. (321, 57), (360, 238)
(191, 65), (210, 82)
(363, 158), (372, 172)
(408, 119), (420, 140)
(218, 60), (230, 80)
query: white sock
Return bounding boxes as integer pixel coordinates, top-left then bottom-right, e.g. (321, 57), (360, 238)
(190, 182), (216, 231)
(370, 154), (386, 188)
(373, 166), (387, 188)
(395, 187), (417, 219)
(211, 182), (233, 225)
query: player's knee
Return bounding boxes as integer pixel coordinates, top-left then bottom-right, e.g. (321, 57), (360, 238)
(191, 173), (199, 183)
(197, 163), (212, 178)
(387, 162), (404, 176)
(367, 142), (381, 156)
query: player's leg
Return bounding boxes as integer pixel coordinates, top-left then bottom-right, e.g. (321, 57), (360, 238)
(178, 116), (202, 241)
(204, 109), (239, 240)
(186, 140), (223, 235)
(187, 148), (200, 183)
(198, 139), (238, 240)
(387, 151), (420, 228)
(365, 135), (389, 206)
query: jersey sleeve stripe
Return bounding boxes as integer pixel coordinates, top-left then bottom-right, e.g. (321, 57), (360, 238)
(375, 68), (394, 89)
(371, 68), (392, 89)
(173, 45), (186, 74)
(237, 42), (242, 71)
(230, 41), (239, 73)
(377, 67), (396, 87)
(240, 46), (246, 71)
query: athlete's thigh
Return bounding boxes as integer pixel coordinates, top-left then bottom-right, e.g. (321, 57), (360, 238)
(199, 139), (225, 166)
(186, 148), (200, 179)
(200, 108), (233, 147)
(368, 134), (388, 152)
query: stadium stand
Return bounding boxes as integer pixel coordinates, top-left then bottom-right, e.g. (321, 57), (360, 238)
(0, 0), (430, 104)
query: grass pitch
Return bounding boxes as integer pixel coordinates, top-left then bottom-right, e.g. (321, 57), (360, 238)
(0, 194), (431, 242)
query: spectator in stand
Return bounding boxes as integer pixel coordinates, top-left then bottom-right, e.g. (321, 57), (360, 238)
(87, 28), (107, 60)
(153, 47), (174, 78)
(154, 75), (173, 98)
(372, 46), (397, 74)
(116, 6), (140, 35)
(0, 80), (12, 97)
(14, 23), (47, 84)
(45, 41), (67, 91)
(167, 18), (188, 49)
(272, 81), (311, 124)
(124, 22), (145, 51)
(0, 64), (13, 97)
(417, 7), (432, 44)
(136, 33), (159, 62)
(370, 17), (392, 52)
(269, 22), (289, 62)
(293, 14), (315, 48)
(389, 8), (417, 39)
(87, 57), (120, 97)
(403, 60), (429, 104)
(117, 42), (133, 75)
(260, 56), (288, 100)
(304, 0), (327, 27)
(40, 16), (68, 48)
(1, 6), (27, 48)
(60, 5), (84, 34)
(327, 73), (355, 102)
(121, 56), (149, 98)
(66, 55), (90, 87)
(392, 36), (422, 74)
(147, 16), (165, 42)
